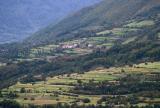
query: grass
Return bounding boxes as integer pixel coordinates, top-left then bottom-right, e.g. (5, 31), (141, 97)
(89, 37), (108, 41)
(77, 70), (117, 81)
(136, 62), (160, 70)
(87, 36), (115, 48)
(158, 33), (160, 39)
(96, 30), (111, 35)
(122, 37), (137, 44)
(124, 20), (154, 28)
(62, 39), (84, 44)
(96, 28), (138, 36)
(111, 28), (138, 36)
(63, 48), (92, 55)
(16, 94), (76, 105)
(87, 37), (108, 45)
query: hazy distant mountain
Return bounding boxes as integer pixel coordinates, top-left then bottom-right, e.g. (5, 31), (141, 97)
(0, 0), (100, 43)
(25, 0), (160, 46)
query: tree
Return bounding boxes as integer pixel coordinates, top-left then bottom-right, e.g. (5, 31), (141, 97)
(20, 87), (26, 93)
(121, 69), (125, 73)
(0, 90), (3, 97)
(7, 92), (19, 98)
(77, 79), (82, 84)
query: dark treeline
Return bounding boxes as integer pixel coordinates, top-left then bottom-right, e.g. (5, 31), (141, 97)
(0, 100), (160, 108)
(72, 74), (160, 95)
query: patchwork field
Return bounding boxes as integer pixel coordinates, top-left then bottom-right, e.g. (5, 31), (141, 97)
(1, 62), (160, 107)
(26, 20), (149, 59)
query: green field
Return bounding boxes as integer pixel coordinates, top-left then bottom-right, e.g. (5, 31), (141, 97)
(135, 62), (160, 70)
(158, 33), (160, 39)
(96, 30), (111, 35)
(124, 20), (154, 28)
(122, 37), (137, 44)
(111, 28), (138, 35)
(97, 27), (138, 36)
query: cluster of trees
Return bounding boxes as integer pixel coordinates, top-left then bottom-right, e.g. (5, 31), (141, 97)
(0, 43), (30, 60)
(74, 81), (160, 95)
(72, 74), (160, 95)
(97, 95), (140, 105)
(1, 100), (160, 108)
(0, 100), (21, 108)
(25, 103), (160, 108)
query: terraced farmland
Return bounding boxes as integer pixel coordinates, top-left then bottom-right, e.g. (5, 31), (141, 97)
(1, 62), (160, 107)
(26, 20), (153, 60)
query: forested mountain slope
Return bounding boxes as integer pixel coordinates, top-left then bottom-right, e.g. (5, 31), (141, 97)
(25, 0), (160, 46)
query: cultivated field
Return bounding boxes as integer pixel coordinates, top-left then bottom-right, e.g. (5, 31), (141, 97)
(1, 62), (160, 106)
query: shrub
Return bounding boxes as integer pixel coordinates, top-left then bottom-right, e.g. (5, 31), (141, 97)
(0, 91), (3, 97)
(31, 97), (35, 101)
(121, 69), (125, 73)
(7, 92), (19, 98)
(24, 97), (28, 100)
(0, 100), (21, 108)
(77, 79), (82, 84)
(82, 98), (91, 103)
(145, 62), (148, 65)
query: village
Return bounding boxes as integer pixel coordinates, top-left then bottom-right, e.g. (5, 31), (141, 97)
(59, 41), (94, 49)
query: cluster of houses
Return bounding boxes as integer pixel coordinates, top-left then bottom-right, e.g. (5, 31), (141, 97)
(59, 42), (94, 49)
(60, 43), (79, 49)
(0, 62), (6, 66)
(45, 42), (95, 62)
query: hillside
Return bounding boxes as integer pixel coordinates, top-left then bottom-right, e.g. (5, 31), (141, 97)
(25, 0), (160, 46)
(0, 0), (160, 107)
(0, 0), (160, 88)
(0, 0), (100, 43)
